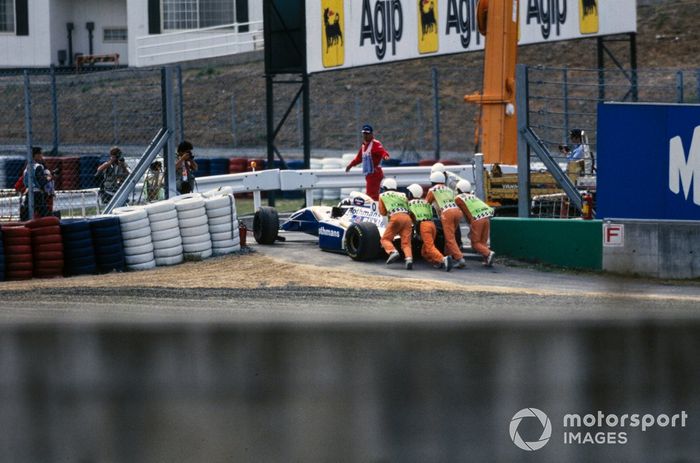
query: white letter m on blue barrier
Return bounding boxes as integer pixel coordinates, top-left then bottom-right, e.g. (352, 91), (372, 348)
(669, 126), (700, 206)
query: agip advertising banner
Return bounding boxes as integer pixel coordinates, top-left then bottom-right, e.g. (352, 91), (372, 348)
(306, 0), (637, 73)
(597, 103), (700, 221)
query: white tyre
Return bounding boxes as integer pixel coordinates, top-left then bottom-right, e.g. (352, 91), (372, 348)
(206, 205), (234, 219)
(181, 234), (211, 245)
(208, 221), (233, 234)
(182, 240), (212, 253)
(174, 193), (201, 201)
(180, 224), (210, 238)
(178, 214), (208, 228)
(204, 195), (232, 210)
(213, 237), (240, 249)
(156, 254), (183, 266)
(150, 217), (179, 232)
(125, 252), (156, 265)
(147, 208), (177, 222)
(177, 206), (207, 220)
(152, 236), (182, 249)
(124, 242), (155, 256)
(127, 260), (157, 271)
(210, 230), (234, 241)
(152, 227), (181, 242)
(185, 248), (212, 260)
(154, 244), (184, 258)
(203, 187), (233, 198)
(114, 207), (148, 222)
(120, 217), (150, 232)
(174, 196), (205, 211)
(208, 213), (234, 225)
(121, 226), (151, 240)
(122, 234), (152, 248)
(145, 201), (175, 215)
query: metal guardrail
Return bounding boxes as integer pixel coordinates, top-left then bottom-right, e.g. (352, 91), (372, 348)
(0, 188), (101, 220)
(135, 20), (264, 67)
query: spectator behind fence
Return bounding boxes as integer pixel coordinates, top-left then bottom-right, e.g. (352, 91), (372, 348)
(18, 147), (51, 219)
(144, 160), (165, 202)
(176, 141), (198, 194)
(96, 146), (130, 205)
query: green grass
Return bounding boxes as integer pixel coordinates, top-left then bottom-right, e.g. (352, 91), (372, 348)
(233, 197), (341, 216)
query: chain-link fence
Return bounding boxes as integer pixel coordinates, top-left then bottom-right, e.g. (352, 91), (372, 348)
(1, 62), (698, 220)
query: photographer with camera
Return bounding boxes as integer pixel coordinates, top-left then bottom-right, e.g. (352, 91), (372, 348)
(175, 140), (198, 194)
(96, 146), (130, 205)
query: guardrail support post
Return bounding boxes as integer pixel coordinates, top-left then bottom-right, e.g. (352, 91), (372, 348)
(305, 189), (314, 207)
(474, 153), (484, 200)
(253, 191), (262, 211)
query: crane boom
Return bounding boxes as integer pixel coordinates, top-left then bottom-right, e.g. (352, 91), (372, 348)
(464, 0), (519, 165)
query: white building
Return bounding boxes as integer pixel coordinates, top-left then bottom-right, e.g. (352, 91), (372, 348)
(0, 0), (262, 68)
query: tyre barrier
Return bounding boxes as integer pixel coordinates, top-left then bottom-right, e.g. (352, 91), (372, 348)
(204, 193), (240, 256)
(61, 157), (81, 190)
(89, 216), (126, 273)
(60, 219), (97, 276)
(0, 157), (25, 189)
(80, 155), (103, 189)
(114, 207), (156, 271)
(145, 200), (183, 267)
(196, 158), (211, 177)
(1, 225), (33, 280)
(27, 216), (64, 279)
(0, 229), (5, 282)
(209, 158), (229, 176)
(173, 194), (212, 260)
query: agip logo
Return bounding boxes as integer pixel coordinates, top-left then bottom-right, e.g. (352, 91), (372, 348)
(579, 0), (599, 34)
(321, 0), (344, 68)
(417, 0), (438, 54)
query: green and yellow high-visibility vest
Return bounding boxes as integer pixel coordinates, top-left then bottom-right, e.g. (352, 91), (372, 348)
(380, 191), (409, 216)
(430, 185), (457, 211)
(409, 199), (434, 222)
(457, 193), (494, 221)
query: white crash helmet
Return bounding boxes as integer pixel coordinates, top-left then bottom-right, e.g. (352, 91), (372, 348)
(430, 162), (446, 173)
(456, 180), (473, 194)
(381, 178), (397, 190)
(406, 183), (423, 199)
(429, 171), (445, 184)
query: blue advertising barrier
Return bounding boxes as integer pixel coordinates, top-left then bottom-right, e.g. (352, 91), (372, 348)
(597, 103), (700, 220)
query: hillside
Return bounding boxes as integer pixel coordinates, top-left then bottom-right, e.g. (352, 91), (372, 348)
(2, 0), (699, 160)
(175, 0), (700, 158)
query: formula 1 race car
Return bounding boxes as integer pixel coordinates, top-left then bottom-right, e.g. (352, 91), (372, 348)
(253, 192), (385, 260)
(253, 191), (458, 261)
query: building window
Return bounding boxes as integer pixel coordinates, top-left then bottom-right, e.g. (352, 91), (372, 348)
(162, 0), (237, 31)
(0, 0), (15, 33)
(103, 27), (128, 42)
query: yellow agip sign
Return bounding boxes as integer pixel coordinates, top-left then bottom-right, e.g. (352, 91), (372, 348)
(307, 0), (636, 73)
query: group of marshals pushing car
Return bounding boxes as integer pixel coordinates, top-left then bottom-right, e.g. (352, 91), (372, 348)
(377, 163), (496, 272)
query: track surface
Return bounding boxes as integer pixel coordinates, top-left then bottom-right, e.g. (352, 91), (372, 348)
(1, 231), (698, 324)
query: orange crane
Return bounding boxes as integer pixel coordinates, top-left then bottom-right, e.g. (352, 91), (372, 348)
(464, 0), (519, 165)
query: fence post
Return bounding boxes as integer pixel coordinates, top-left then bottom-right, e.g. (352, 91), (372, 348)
(562, 66), (569, 145)
(50, 65), (59, 154)
(296, 95), (303, 148)
(23, 70), (34, 219)
(177, 65), (184, 143)
(162, 67), (177, 199)
(676, 71), (684, 103)
(516, 64), (530, 218)
(474, 153), (485, 200)
(432, 67), (441, 160)
(231, 95), (237, 148)
(697, 69), (700, 104)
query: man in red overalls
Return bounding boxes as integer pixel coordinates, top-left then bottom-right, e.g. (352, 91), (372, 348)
(345, 124), (390, 201)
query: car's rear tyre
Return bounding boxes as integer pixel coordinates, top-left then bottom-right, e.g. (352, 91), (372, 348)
(345, 222), (381, 261)
(253, 207), (279, 244)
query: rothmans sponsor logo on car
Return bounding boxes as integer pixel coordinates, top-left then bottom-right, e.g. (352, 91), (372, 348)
(319, 226), (341, 238)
